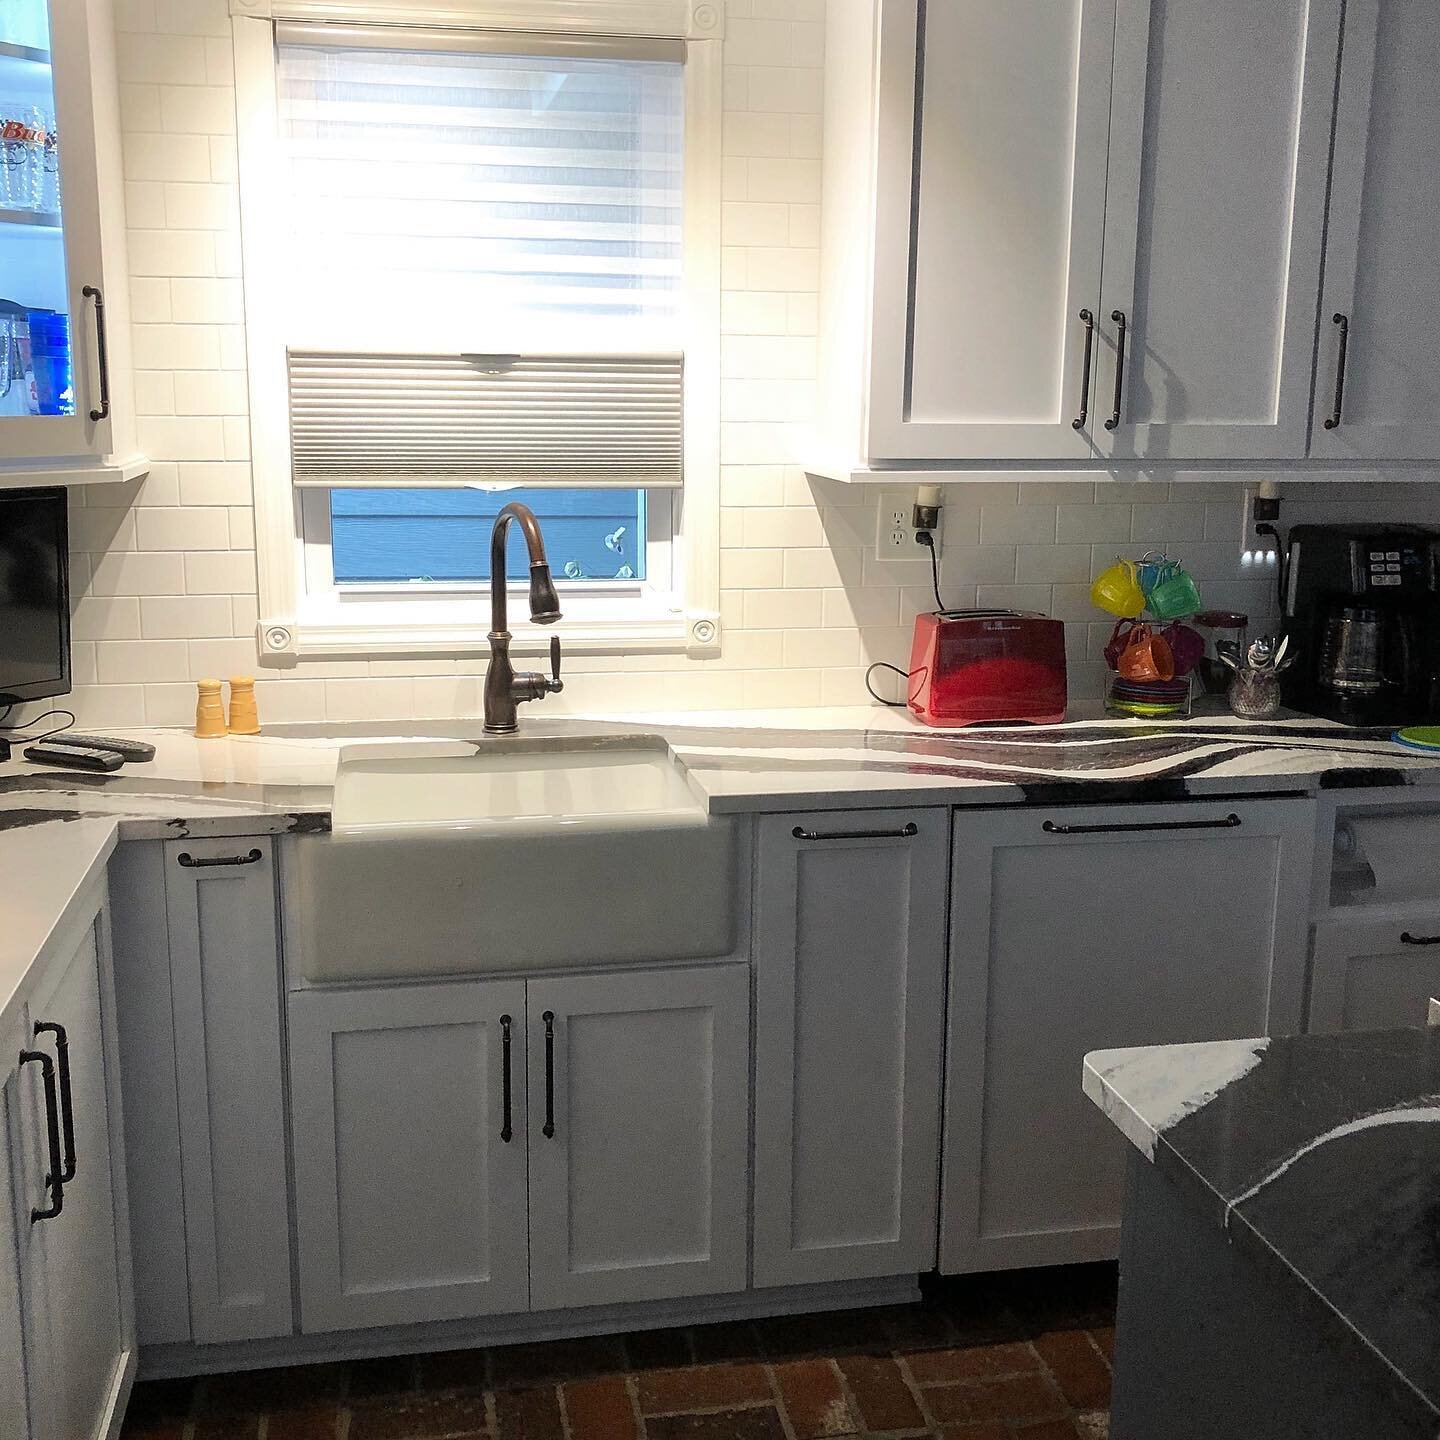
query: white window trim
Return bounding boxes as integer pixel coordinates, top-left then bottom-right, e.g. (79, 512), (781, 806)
(232, 0), (724, 663)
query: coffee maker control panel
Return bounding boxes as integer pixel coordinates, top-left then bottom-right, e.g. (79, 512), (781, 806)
(1363, 544), (1429, 590)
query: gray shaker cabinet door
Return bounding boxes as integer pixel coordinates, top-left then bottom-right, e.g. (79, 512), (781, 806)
(165, 838), (293, 1345)
(1312, 0), (1440, 460)
(0, 1068), (30, 1439)
(21, 908), (131, 1440)
(941, 798), (1315, 1275)
(752, 810), (949, 1287)
(526, 965), (750, 1311)
(289, 979), (530, 1332)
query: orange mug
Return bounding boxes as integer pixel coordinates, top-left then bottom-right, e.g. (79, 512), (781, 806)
(1117, 624), (1175, 682)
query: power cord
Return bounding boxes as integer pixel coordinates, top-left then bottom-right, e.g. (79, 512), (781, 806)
(0, 707), (77, 745)
(865, 662), (918, 707)
(916, 529), (947, 613)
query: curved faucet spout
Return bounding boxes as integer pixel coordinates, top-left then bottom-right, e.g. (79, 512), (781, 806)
(485, 501), (564, 734)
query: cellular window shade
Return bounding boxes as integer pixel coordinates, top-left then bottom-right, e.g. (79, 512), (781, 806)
(275, 30), (684, 333)
(287, 351), (684, 488)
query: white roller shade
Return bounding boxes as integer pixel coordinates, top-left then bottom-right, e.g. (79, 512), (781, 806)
(275, 27), (684, 344)
(288, 350), (684, 488)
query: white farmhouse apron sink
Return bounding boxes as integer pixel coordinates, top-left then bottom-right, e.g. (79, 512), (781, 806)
(290, 737), (736, 982)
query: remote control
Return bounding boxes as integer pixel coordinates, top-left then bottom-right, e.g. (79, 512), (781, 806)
(59, 733), (157, 763)
(23, 743), (126, 772)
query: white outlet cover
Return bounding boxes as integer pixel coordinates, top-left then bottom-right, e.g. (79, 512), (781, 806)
(875, 488), (941, 557)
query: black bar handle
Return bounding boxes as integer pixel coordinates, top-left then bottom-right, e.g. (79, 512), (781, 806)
(82, 284), (111, 423)
(792, 822), (919, 843)
(1043, 813), (1241, 837)
(499, 1014), (513, 1144)
(1323, 313), (1349, 430)
(1401, 932), (1440, 947)
(177, 848), (263, 869)
(542, 1011), (556, 1139)
(19, 1050), (64, 1223)
(1104, 309), (1128, 431)
(1072, 308), (1095, 431)
(32, 1022), (75, 1184)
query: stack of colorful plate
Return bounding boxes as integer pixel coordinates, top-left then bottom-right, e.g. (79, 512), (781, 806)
(1107, 675), (1192, 718)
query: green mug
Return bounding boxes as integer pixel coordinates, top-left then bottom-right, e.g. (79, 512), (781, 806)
(1147, 568), (1202, 620)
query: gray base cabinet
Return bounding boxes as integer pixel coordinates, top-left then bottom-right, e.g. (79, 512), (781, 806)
(289, 978), (530, 1333)
(941, 798), (1315, 1274)
(10, 900), (133, 1440)
(1308, 914), (1440, 1033)
(752, 810), (948, 1287)
(163, 838), (292, 1345)
(290, 963), (749, 1332)
(527, 966), (749, 1310)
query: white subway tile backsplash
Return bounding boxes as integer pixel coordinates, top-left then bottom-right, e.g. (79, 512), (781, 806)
(66, 1), (1440, 729)
(135, 506), (230, 551)
(140, 595), (233, 638)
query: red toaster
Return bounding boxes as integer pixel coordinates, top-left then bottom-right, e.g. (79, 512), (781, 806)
(906, 610), (1068, 727)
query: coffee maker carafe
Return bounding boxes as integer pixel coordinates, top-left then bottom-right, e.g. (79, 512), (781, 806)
(1282, 525), (1440, 726)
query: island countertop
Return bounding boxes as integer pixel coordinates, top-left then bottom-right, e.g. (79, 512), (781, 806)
(1085, 1028), (1440, 1433)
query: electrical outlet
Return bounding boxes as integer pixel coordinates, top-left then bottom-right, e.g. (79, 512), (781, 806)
(1238, 487), (1281, 572)
(875, 490), (940, 556)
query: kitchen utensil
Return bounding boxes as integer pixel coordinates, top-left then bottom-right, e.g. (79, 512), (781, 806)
(1104, 618), (1143, 670)
(1393, 727), (1440, 753)
(1117, 624), (1175, 682)
(1091, 559), (1146, 619)
(1162, 622), (1205, 677)
(1318, 604), (1387, 695)
(1146, 566), (1203, 620)
(906, 609), (1068, 726)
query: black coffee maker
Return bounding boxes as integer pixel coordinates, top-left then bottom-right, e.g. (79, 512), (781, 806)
(1281, 524), (1440, 726)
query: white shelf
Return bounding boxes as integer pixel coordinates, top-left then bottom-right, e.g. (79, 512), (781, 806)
(0, 454), (150, 489)
(0, 206), (61, 230)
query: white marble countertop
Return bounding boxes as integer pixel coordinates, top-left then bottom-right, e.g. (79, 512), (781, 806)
(0, 818), (117, 1051)
(3, 702), (1439, 1046)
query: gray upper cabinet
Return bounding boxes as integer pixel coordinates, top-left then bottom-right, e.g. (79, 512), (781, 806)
(821, 0), (1117, 465)
(818, 0), (1357, 470)
(13, 901), (133, 1440)
(1311, 0), (1440, 461)
(1097, 0), (1339, 461)
(941, 798), (1316, 1275)
(527, 966), (750, 1310)
(753, 810), (948, 1288)
(164, 838), (292, 1345)
(289, 978), (530, 1333)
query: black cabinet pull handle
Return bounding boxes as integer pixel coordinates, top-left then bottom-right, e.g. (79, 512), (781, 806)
(1104, 309), (1128, 431)
(1043, 813), (1241, 837)
(32, 1022), (75, 1184)
(792, 822), (918, 842)
(18, 1050), (64, 1223)
(1323, 313), (1349, 430)
(177, 848), (262, 869)
(499, 1014), (513, 1144)
(542, 1011), (556, 1139)
(1401, 932), (1440, 947)
(1072, 308), (1095, 431)
(81, 284), (111, 423)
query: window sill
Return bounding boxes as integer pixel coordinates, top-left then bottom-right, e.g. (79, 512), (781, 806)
(256, 605), (721, 663)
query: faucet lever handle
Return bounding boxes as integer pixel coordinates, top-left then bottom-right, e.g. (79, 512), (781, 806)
(549, 634), (563, 692)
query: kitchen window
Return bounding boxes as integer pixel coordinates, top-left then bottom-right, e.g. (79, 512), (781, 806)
(233, 2), (723, 661)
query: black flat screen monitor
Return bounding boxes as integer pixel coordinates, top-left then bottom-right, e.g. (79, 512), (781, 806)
(0, 487), (70, 706)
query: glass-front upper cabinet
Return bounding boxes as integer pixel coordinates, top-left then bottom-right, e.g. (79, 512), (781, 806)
(0, 0), (138, 476)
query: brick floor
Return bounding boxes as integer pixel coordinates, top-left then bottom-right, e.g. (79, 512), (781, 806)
(120, 1263), (1116, 1440)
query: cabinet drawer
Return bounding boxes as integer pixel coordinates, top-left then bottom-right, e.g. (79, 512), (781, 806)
(1309, 915), (1440, 1034)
